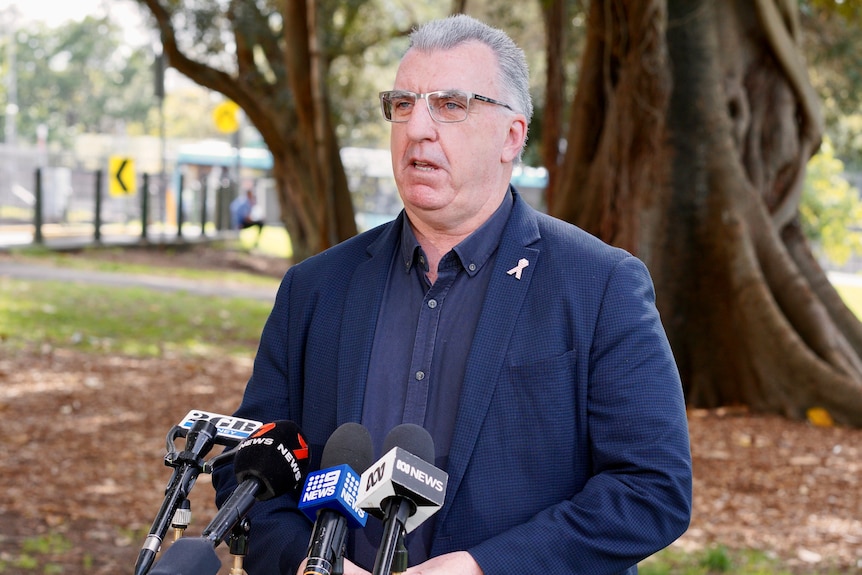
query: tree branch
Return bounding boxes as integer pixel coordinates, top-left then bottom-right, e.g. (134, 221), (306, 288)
(138, 0), (242, 102)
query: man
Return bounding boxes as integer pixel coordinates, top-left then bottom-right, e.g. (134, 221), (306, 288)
(230, 187), (265, 244)
(213, 14), (691, 575)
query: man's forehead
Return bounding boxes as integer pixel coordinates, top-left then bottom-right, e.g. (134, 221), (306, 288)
(394, 43), (499, 91)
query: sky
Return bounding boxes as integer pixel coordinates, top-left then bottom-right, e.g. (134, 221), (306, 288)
(0, 0), (150, 45)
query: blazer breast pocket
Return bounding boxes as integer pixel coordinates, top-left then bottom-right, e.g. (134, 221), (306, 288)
(467, 350), (587, 521)
(491, 350), (584, 466)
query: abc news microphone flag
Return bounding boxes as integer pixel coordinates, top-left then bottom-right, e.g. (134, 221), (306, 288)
(358, 425), (448, 533)
(358, 424), (448, 575)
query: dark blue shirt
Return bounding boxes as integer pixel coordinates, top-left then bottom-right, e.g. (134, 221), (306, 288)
(353, 192), (514, 569)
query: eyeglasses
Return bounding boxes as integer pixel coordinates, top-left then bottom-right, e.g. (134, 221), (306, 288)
(379, 90), (514, 123)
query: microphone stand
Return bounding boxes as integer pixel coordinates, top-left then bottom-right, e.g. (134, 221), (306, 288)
(170, 499), (192, 542)
(372, 499), (413, 575)
(135, 420), (217, 575)
(391, 534), (408, 575)
(228, 517), (251, 575)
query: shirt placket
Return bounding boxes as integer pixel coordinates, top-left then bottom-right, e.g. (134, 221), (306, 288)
(402, 254), (459, 426)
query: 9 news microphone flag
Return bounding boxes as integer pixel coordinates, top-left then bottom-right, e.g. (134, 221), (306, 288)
(299, 422), (374, 575)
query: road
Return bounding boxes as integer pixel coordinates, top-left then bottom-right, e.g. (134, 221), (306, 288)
(0, 222), (278, 300)
(0, 260), (279, 302)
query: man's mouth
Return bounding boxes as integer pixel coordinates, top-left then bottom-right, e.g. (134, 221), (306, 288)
(412, 161), (436, 172)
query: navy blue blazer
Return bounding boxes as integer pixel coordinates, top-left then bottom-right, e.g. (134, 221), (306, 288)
(213, 191), (692, 574)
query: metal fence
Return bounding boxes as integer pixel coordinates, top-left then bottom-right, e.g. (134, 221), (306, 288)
(0, 144), (236, 248)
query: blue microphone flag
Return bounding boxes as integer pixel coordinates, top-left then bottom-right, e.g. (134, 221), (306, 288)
(299, 464), (367, 529)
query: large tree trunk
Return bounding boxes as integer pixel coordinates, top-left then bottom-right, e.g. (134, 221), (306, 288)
(550, 0), (862, 426)
(540, 0), (566, 202)
(140, 0), (357, 263)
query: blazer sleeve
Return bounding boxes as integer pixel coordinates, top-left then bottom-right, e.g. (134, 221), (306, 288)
(468, 255), (692, 574)
(211, 269), (315, 574)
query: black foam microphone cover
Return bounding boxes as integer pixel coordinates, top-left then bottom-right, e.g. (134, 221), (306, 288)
(233, 420), (310, 500)
(320, 422), (374, 472)
(383, 423), (435, 463)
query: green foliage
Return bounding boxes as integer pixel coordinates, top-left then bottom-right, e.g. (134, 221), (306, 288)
(21, 534), (72, 555)
(639, 544), (846, 575)
(802, 0), (861, 26)
(0, 533), (72, 573)
(828, 111), (862, 172)
(0, 15), (156, 147)
(138, 86), (223, 140)
(799, 139), (862, 266)
(699, 545), (734, 571)
(237, 224), (294, 258)
(833, 282), (862, 319)
(327, 3), (448, 148)
(801, 0), (862, 168)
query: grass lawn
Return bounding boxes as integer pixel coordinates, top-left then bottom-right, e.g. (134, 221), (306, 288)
(834, 281), (862, 318)
(0, 277), (272, 357)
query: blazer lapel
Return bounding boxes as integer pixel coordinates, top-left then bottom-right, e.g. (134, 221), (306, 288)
(434, 196), (541, 532)
(336, 219), (402, 424)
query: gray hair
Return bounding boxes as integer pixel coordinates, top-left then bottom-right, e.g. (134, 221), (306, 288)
(409, 15), (534, 128)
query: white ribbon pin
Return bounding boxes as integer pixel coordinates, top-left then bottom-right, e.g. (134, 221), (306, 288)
(506, 258), (529, 280)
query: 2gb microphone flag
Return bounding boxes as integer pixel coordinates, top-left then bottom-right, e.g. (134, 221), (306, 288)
(178, 410), (262, 446)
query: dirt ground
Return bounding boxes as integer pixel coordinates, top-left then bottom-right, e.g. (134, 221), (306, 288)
(0, 246), (860, 574)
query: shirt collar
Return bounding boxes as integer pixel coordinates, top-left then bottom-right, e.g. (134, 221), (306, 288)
(399, 189), (514, 277)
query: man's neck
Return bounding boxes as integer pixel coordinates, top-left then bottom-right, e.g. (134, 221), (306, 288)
(410, 228), (464, 285)
(405, 187), (511, 284)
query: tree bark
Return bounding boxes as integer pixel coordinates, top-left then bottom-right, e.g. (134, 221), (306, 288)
(540, 0), (566, 203)
(551, 0), (862, 426)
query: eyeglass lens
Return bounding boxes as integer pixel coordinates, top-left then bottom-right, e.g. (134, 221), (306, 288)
(383, 91), (471, 123)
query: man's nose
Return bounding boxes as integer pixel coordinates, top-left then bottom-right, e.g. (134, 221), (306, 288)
(404, 96), (438, 140)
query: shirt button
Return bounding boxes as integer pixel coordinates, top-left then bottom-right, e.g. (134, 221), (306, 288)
(427, 299), (437, 309)
(468, 263), (477, 272)
(415, 371), (425, 381)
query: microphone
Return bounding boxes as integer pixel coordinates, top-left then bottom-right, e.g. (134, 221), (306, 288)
(134, 410), (263, 575)
(358, 424), (448, 575)
(299, 422), (374, 575)
(202, 420), (311, 546)
(147, 537), (221, 575)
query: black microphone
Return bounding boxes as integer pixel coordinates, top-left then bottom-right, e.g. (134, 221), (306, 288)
(202, 420), (311, 546)
(358, 424), (449, 575)
(299, 422), (374, 575)
(147, 537), (221, 575)
(134, 410), (263, 575)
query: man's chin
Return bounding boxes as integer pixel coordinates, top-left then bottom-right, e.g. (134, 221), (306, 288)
(399, 184), (453, 208)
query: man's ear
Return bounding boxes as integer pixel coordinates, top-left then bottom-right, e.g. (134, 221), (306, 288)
(501, 115), (528, 164)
